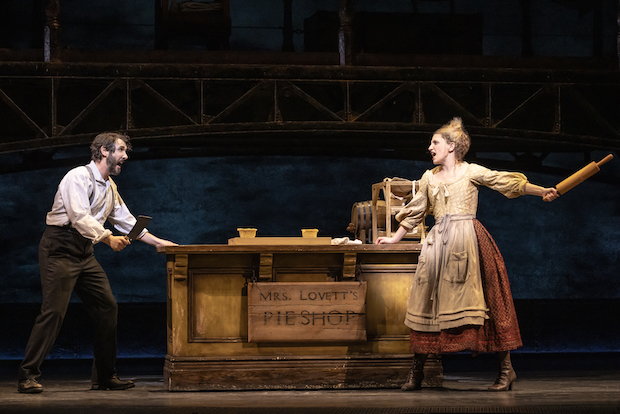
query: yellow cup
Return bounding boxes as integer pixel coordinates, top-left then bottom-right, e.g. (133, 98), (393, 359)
(237, 228), (257, 238)
(301, 228), (319, 238)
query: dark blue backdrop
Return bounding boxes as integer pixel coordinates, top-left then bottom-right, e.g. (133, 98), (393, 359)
(3, 151), (618, 303)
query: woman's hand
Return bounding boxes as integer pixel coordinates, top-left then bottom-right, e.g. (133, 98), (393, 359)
(525, 183), (560, 202)
(375, 226), (409, 244)
(541, 187), (559, 202)
(375, 236), (397, 244)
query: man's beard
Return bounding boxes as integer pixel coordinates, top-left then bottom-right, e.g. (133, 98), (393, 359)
(106, 156), (121, 176)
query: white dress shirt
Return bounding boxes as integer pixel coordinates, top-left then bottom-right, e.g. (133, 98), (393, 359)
(45, 160), (146, 243)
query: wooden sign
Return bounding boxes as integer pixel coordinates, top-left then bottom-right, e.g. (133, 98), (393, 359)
(248, 282), (367, 342)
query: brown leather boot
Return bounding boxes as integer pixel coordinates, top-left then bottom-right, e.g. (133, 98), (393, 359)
(401, 353), (427, 391)
(488, 351), (517, 391)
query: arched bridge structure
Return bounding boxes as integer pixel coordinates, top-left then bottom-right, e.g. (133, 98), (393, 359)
(1, 62), (618, 175)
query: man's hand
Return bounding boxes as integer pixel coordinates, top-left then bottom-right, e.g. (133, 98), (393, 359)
(156, 239), (179, 247)
(138, 232), (178, 248)
(102, 235), (131, 252)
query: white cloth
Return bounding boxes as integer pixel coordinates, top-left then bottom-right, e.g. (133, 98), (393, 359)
(45, 161), (145, 244)
(331, 237), (363, 246)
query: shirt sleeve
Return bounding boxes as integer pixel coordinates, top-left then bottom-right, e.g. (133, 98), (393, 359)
(59, 168), (112, 243)
(395, 171), (431, 231)
(469, 164), (528, 199)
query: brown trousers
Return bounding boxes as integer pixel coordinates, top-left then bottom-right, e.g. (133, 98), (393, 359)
(18, 225), (118, 382)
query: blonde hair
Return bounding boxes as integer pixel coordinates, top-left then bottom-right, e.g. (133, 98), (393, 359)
(435, 117), (470, 161)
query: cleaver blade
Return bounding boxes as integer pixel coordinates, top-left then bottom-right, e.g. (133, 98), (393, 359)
(126, 215), (152, 240)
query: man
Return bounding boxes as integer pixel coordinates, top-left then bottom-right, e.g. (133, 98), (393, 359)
(18, 132), (177, 393)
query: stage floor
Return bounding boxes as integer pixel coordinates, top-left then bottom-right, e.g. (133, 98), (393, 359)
(1, 356), (619, 414)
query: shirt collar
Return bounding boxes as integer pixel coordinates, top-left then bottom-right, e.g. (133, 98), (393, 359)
(88, 160), (109, 185)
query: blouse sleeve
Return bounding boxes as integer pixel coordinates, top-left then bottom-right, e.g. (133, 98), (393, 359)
(395, 171), (431, 231)
(469, 164), (528, 199)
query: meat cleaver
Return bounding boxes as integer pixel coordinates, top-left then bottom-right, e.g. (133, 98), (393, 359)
(126, 215), (152, 240)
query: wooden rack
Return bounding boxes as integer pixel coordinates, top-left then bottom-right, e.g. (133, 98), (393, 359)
(371, 177), (426, 243)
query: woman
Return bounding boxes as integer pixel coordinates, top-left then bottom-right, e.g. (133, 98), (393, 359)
(376, 118), (558, 392)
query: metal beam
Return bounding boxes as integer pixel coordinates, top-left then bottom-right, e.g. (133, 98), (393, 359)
(0, 62), (618, 174)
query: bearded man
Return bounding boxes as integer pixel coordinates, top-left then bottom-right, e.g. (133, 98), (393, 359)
(18, 132), (177, 393)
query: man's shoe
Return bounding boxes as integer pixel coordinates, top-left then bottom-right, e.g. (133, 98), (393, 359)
(93, 375), (135, 390)
(18, 379), (44, 394)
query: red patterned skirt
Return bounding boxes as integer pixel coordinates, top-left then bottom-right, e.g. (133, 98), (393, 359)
(408, 219), (522, 354)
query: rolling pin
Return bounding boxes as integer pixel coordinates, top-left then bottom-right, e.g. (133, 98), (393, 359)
(555, 154), (614, 195)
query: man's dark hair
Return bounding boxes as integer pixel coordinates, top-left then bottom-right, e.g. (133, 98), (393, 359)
(90, 132), (132, 161)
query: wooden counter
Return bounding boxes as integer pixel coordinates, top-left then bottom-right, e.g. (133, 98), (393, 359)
(159, 243), (442, 391)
